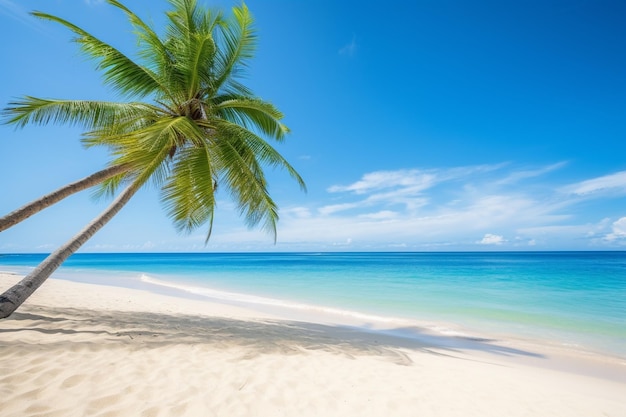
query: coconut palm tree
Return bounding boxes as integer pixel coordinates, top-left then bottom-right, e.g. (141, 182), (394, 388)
(0, 0), (305, 318)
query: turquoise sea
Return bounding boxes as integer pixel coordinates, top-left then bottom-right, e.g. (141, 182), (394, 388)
(1, 252), (625, 357)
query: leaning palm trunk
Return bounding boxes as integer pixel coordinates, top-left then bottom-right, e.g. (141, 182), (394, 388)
(0, 164), (128, 233)
(0, 180), (140, 318)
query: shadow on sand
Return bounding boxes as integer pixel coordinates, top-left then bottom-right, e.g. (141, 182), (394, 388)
(1, 305), (543, 366)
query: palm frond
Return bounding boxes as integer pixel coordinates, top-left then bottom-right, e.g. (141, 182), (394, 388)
(82, 115), (156, 149)
(106, 1), (174, 88)
(126, 136), (180, 194)
(211, 126), (280, 239)
(161, 144), (217, 238)
(92, 168), (131, 199)
(2, 97), (153, 129)
(108, 115), (204, 172)
(211, 120), (306, 192)
(165, 0), (198, 43)
(32, 11), (164, 99)
(216, 97), (289, 141)
(178, 32), (216, 99)
(212, 3), (256, 96)
(164, 0), (225, 101)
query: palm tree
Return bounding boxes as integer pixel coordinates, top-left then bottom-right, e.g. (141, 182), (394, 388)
(0, 0), (305, 318)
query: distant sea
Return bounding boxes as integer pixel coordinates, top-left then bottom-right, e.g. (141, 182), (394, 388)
(1, 252), (625, 357)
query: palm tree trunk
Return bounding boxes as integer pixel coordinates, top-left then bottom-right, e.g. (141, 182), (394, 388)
(0, 181), (140, 319)
(0, 164), (128, 233)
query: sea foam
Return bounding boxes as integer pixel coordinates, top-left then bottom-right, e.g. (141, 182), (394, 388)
(140, 273), (409, 326)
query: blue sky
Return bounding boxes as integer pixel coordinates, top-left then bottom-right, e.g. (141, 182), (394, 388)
(0, 0), (625, 252)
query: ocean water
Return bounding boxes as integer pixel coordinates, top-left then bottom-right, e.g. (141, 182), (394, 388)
(1, 251), (625, 357)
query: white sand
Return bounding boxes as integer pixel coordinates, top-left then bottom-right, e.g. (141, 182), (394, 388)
(1, 272), (625, 417)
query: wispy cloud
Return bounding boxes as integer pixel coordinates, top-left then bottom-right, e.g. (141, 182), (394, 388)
(0, 0), (45, 32)
(328, 169), (436, 194)
(495, 161), (567, 185)
(561, 171), (626, 196)
(358, 210), (399, 220)
(318, 202), (360, 216)
(324, 164), (513, 216)
(267, 163), (625, 250)
(164, 162), (624, 251)
(339, 34), (357, 57)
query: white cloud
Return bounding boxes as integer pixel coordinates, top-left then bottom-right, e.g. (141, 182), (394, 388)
(328, 164), (507, 195)
(318, 202), (360, 216)
(496, 161), (567, 185)
(324, 165), (511, 218)
(477, 234), (505, 245)
(283, 207), (312, 218)
(273, 164), (626, 250)
(605, 217), (626, 242)
(562, 171), (626, 196)
(328, 169), (436, 194)
(358, 210), (398, 220)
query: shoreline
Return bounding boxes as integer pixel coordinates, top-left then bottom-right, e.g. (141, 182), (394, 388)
(1, 272), (626, 416)
(3, 269), (626, 365)
(5, 264), (626, 360)
(2, 251), (624, 363)
(2, 251), (625, 361)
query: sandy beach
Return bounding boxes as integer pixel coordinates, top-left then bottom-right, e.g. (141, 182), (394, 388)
(1, 271), (625, 417)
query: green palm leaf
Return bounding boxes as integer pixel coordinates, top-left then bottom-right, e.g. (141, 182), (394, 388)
(3, 97), (153, 129)
(217, 97), (289, 140)
(32, 11), (165, 99)
(106, 1), (173, 81)
(210, 120), (306, 192)
(162, 144), (217, 238)
(211, 128), (280, 239)
(212, 3), (256, 96)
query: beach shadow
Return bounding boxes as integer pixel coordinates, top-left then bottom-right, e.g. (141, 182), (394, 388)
(0, 306), (544, 366)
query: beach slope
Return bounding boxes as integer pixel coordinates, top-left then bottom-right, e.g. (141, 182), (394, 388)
(1, 272), (624, 417)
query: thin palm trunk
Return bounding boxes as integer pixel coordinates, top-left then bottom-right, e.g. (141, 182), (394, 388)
(0, 164), (128, 233)
(0, 181), (140, 318)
